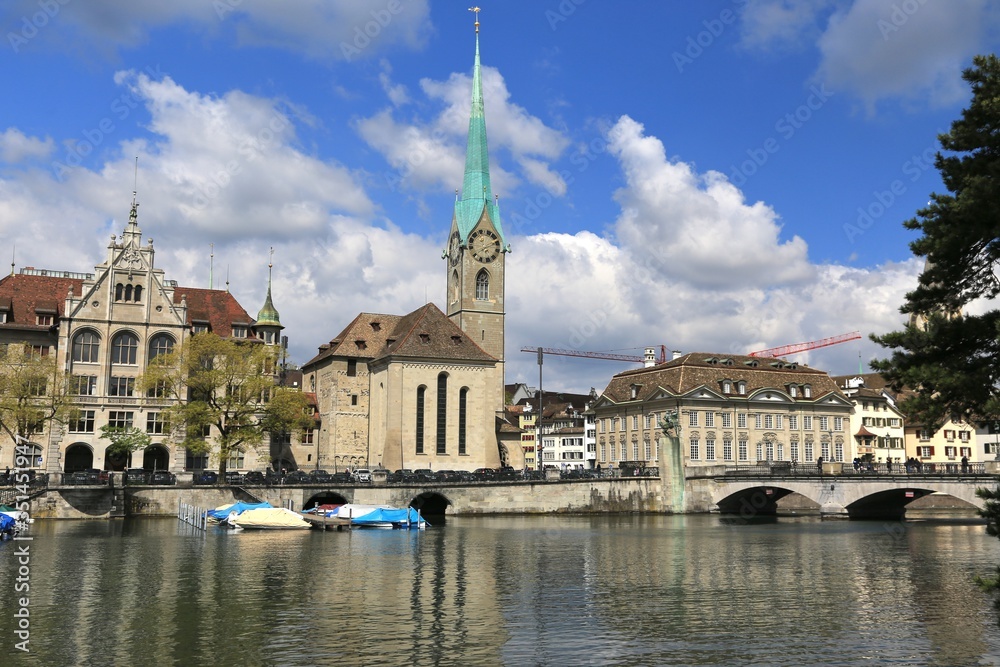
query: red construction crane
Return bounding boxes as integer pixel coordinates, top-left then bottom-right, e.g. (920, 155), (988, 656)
(520, 345), (668, 364)
(747, 331), (862, 358)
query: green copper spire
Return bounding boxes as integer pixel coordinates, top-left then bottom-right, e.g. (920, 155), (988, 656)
(454, 8), (506, 247)
(256, 249), (283, 330)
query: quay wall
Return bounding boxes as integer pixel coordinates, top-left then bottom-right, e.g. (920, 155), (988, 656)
(24, 477), (668, 519)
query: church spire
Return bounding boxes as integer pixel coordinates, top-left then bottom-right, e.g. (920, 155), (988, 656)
(255, 247), (283, 334)
(454, 7), (506, 247)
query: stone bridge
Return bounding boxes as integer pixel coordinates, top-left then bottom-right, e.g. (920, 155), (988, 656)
(685, 469), (995, 519)
(24, 477), (666, 520)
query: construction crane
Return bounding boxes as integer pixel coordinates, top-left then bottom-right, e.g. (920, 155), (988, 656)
(747, 331), (862, 358)
(520, 345), (668, 364)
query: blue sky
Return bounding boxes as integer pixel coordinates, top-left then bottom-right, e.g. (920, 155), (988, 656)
(1, 0), (998, 392)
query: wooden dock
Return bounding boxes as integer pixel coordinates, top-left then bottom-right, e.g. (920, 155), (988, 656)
(300, 512), (353, 531)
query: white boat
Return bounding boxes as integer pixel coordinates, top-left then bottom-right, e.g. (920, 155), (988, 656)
(320, 503), (429, 529)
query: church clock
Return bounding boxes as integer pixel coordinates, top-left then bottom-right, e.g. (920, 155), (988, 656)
(447, 231), (462, 267)
(469, 229), (500, 263)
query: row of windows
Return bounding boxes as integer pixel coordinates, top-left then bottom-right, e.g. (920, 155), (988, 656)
(415, 374), (469, 456)
(600, 441), (658, 462)
(862, 417), (902, 428)
(72, 330), (174, 365)
(599, 413), (845, 433)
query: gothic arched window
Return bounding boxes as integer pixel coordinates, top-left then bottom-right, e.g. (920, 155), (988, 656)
(72, 330), (101, 363)
(475, 270), (489, 300)
(436, 373), (448, 454)
(415, 386), (426, 455)
(111, 332), (139, 365)
(148, 334), (175, 362)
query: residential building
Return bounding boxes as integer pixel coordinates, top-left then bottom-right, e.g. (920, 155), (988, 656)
(833, 374), (906, 466)
(591, 352), (854, 470)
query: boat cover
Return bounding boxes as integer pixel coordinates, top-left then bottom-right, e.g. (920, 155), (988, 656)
(205, 501), (272, 521)
(230, 507), (310, 529)
(0, 513), (16, 533)
(352, 507), (429, 527)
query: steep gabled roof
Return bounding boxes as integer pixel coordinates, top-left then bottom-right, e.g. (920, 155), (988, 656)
(373, 303), (495, 363)
(302, 312), (404, 368)
(173, 288), (256, 339)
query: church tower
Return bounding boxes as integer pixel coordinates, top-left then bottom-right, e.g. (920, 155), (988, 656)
(445, 8), (509, 386)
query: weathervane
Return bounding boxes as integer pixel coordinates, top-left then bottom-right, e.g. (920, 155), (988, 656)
(469, 6), (480, 33)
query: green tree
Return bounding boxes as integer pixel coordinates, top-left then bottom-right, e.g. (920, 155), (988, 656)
(872, 54), (1000, 429)
(0, 343), (75, 444)
(98, 424), (151, 468)
(139, 333), (312, 476)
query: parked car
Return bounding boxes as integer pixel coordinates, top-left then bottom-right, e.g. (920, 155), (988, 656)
(308, 469), (332, 484)
(330, 471), (352, 483)
(284, 470), (309, 484)
(194, 471), (219, 485)
(150, 470), (176, 485)
(411, 468), (434, 483)
(124, 468), (148, 485)
(352, 468), (372, 484)
(224, 471), (244, 485)
(497, 466), (520, 481)
(243, 470), (265, 485)
(472, 467), (497, 482)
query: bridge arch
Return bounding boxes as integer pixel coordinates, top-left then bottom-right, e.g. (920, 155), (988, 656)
(303, 491), (349, 511)
(409, 491), (452, 522)
(714, 485), (809, 517)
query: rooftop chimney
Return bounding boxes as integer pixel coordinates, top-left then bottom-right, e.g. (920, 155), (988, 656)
(672, 350), (682, 360)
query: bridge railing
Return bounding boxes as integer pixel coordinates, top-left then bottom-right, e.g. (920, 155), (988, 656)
(705, 462), (993, 478)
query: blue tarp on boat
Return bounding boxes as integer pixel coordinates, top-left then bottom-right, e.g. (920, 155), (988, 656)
(351, 507), (429, 527)
(205, 502), (272, 521)
(0, 513), (16, 533)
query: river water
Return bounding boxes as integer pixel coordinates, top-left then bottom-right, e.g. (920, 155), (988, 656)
(2, 513), (1000, 666)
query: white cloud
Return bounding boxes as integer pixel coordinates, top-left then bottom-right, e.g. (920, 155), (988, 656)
(739, 0), (838, 51)
(357, 65), (569, 196)
(0, 128), (54, 163)
(607, 115), (813, 289)
(379, 60), (411, 107)
(816, 0), (999, 110)
(4, 0), (432, 60)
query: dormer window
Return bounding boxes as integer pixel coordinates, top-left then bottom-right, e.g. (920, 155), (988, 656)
(36, 314), (53, 326)
(419, 334), (430, 344)
(722, 380), (732, 394)
(232, 325), (248, 339)
(370, 321), (381, 332)
(629, 384), (640, 400)
(722, 358), (733, 366)
(451, 335), (462, 345)
(737, 381), (747, 395)
(355, 340), (367, 350)
(803, 384), (812, 398)
(745, 360), (758, 367)
(789, 385), (798, 398)
(192, 320), (210, 335)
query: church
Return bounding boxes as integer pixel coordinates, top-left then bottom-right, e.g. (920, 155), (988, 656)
(301, 16), (523, 473)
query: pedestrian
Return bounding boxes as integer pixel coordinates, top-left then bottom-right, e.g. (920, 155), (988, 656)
(961, 455), (969, 473)
(817, 456), (824, 474)
(886, 458), (892, 473)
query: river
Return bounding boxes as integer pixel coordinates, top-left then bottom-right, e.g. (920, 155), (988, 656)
(1, 513), (999, 666)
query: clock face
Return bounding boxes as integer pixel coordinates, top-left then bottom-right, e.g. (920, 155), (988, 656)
(469, 229), (501, 264)
(448, 231), (461, 266)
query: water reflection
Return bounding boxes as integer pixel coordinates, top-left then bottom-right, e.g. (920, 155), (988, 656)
(0, 515), (999, 666)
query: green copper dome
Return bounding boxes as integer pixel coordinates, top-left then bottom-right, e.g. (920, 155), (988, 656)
(256, 277), (283, 330)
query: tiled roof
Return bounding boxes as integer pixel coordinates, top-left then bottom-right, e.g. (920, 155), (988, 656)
(601, 352), (844, 403)
(304, 303), (496, 368)
(0, 273), (255, 339)
(174, 287), (256, 339)
(0, 273), (82, 330)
